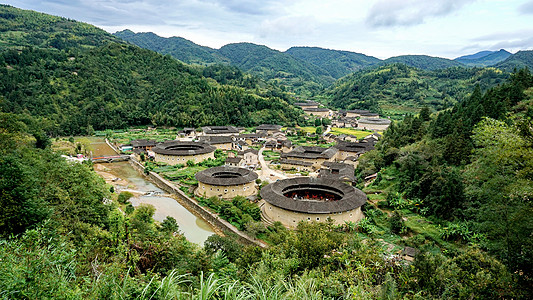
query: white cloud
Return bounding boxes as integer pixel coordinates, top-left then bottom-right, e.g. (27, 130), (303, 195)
(366, 0), (476, 27)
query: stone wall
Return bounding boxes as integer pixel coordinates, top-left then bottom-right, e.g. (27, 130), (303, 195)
(154, 151), (215, 165)
(196, 181), (257, 199)
(263, 204), (363, 229)
(128, 158), (267, 248)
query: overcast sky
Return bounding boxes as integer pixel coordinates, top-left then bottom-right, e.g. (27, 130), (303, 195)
(3, 0), (533, 59)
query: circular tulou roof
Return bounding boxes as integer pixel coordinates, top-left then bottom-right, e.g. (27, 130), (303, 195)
(195, 166), (258, 186)
(153, 141), (216, 156)
(358, 118), (391, 125)
(260, 177), (366, 214)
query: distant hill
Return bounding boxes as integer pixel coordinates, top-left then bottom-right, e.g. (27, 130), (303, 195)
(494, 50), (533, 72)
(323, 64), (509, 118)
(455, 49), (511, 67)
(285, 46), (380, 78)
(114, 29), (226, 65)
(381, 55), (464, 71)
(0, 4), (121, 50)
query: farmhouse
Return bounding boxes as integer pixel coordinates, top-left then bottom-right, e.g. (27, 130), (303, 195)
(153, 141), (216, 165)
(261, 177), (366, 228)
(195, 166), (258, 199)
(357, 118), (391, 131)
(131, 139), (157, 151)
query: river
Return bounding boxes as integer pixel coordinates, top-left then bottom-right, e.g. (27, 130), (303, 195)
(89, 138), (215, 245)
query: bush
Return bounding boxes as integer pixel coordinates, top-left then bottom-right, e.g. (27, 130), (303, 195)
(117, 191), (133, 204)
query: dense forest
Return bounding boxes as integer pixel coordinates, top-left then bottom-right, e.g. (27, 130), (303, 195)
(0, 44), (304, 135)
(356, 68), (533, 296)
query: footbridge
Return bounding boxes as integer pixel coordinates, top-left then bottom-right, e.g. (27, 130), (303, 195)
(92, 155), (130, 163)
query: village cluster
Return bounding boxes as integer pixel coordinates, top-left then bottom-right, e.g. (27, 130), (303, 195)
(119, 101), (387, 228)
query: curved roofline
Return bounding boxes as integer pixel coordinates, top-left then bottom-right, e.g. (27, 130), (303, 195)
(195, 166), (258, 186)
(153, 141), (216, 155)
(358, 118), (391, 125)
(260, 177), (366, 213)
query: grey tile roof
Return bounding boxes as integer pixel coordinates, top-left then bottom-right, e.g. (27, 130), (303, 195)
(152, 141), (216, 156)
(260, 177), (366, 213)
(195, 166), (258, 186)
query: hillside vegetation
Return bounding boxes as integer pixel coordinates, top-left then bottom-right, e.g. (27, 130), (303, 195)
(323, 64), (509, 117)
(0, 4), (121, 50)
(0, 7), (304, 136)
(455, 49), (512, 67)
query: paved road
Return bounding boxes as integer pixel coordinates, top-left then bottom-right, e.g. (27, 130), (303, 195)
(257, 147), (287, 183)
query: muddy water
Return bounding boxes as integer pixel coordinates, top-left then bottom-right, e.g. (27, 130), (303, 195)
(90, 138), (214, 245)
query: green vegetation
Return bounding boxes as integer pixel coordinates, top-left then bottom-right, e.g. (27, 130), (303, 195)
(357, 68), (533, 295)
(329, 127), (372, 138)
(0, 4), (121, 50)
(381, 54), (463, 70)
(324, 63), (509, 117)
(198, 196), (261, 230)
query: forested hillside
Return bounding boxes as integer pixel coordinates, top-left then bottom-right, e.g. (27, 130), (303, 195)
(0, 4), (121, 50)
(323, 64), (509, 117)
(0, 7), (304, 136)
(381, 55), (464, 70)
(114, 29), (226, 65)
(495, 50), (533, 72)
(455, 49), (512, 67)
(357, 68), (533, 296)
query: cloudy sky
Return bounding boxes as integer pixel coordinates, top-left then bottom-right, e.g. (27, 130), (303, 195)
(3, 0), (533, 59)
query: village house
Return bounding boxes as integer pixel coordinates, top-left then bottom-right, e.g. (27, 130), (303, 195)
(225, 156), (244, 167)
(176, 127), (197, 140)
(240, 149), (259, 167)
(256, 124), (282, 135)
(201, 125), (240, 136)
(281, 146), (338, 169)
(234, 132), (267, 145)
(131, 139), (157, 151)
(334, 141), (374, 161)
(198, 135), (234, 151)
(279, 158), (313, 172)
(319, 161), (356, 184)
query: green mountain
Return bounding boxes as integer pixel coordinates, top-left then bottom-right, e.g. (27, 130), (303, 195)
(494, 50), (533, 71)
(381, 55), (464, 71)
(0, 6), (304, 135)
(455, 49), (511, 67)
(285, 46), (380, 78)
(0, 4), (121, 50)
(114, 29), (226, 65)
(323, 64), (509, 117)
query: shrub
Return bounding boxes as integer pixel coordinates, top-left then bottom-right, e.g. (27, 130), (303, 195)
(117, 191), (134, 204)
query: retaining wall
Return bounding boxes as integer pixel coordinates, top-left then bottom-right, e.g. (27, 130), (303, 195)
(128, 158), (266, 248)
